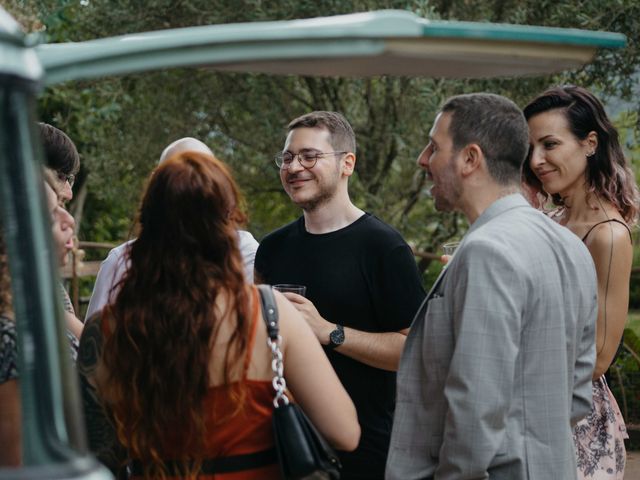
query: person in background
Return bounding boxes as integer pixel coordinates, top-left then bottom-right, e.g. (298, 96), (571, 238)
(524, 85), (638, 479)
(255, 111), (425, 480)
(39, 122), (80, 203)
(43, 176), (83, 355)
(0, 228), (20, 467)
(386, 93), (598, 480)
(39, 122), (83, 327)
(78, 150), (359, 478)
(85, 137), (259, 321)
(0, 176), (78, 466)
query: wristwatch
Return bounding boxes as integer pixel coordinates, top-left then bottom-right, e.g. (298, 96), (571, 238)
(328, 324), (345, 349)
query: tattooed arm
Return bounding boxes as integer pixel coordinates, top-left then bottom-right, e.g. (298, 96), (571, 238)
(77, 313), (127, 475)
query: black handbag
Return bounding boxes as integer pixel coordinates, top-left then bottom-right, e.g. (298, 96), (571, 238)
(257, 285), (342, 480)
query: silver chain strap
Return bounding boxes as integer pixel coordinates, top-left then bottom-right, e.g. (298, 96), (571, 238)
(267, 334), (290, 407)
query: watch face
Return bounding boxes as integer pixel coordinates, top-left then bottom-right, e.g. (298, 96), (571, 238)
(330, 326), (345, 346)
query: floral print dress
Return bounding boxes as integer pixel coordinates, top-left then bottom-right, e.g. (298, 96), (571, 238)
(573, 376), (628, 479)
(1, 285), (79, 372)
(572, 218), (631, 479)
(0, 315), (17, 383)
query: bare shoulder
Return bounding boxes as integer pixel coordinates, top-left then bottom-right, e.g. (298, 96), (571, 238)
(273, 289), (296, 315)
(272, 290), (312, 344)
(587, 222), (632, 251)
(584, 221), (633, 260)
(273, 290), (300, 328)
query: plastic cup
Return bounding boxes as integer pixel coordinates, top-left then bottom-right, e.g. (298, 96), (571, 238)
(273, 284), (307, 297)
(442, 241), (460, 257)
(440, 241), (460, 267)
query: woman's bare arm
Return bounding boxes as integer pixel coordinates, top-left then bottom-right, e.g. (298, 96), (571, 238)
(277, 292), (360, 451)
(585, 222), (633, 379)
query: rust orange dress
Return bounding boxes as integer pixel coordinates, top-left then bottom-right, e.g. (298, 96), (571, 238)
(124, 287), (280, 479)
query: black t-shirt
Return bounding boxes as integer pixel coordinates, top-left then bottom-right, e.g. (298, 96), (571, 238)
(255, 213), (425, 479)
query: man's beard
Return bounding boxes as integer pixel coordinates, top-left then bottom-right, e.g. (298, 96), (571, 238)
(296, 186), (336, 212)
(288, 167), (341, 212)
(432, 160), (461, 212)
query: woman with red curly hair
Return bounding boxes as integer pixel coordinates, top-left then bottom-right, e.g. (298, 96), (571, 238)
(524, 85), (638, 479)
(79, 151), (359, 479)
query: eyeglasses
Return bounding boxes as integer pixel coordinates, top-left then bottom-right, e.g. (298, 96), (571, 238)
(274, 150), (347, 170)
(56, 171), (75, 187)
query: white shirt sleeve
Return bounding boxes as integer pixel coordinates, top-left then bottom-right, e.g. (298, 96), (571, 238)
(237, 230), (259, 283)
(84, 241), (132, 321)
(86, 234), (257, 321)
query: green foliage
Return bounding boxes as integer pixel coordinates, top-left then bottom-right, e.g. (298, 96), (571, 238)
(628, 310), (640, 335)
(610, 326), (640, 425)
(4, 0), (640, 281)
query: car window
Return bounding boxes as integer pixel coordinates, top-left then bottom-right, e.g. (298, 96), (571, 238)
(0, 74), (111, 479)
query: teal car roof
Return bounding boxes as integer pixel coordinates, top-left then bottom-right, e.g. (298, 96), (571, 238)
(32, 10), (625, 85)
(0, 8), (43, 81)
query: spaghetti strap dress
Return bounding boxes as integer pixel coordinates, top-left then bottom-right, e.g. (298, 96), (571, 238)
(573, 219), (630, 479)
(109, 286), (280, 479)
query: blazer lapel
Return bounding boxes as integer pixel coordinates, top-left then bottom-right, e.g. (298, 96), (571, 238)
(409, 268), (448, 328)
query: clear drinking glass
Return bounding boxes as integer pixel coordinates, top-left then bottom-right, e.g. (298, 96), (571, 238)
(440, 241), (460, 268)
(441, 241), (460, 257)
(273, 284), (307, 297)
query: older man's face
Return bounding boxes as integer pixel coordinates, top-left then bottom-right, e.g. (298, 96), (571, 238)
(417, 112), (463, 212)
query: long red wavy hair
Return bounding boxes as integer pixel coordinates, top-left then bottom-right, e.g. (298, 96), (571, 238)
(97, 151), (250, 478)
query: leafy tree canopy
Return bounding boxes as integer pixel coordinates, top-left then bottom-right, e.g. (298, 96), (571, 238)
(4, 0), (640, 282)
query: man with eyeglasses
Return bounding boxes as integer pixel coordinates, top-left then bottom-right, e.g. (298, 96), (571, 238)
(255, 111), (425, 480)
(38, 122), (83, 319)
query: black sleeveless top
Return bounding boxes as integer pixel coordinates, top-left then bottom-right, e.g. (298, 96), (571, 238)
(580, 218), (632, 243)
(581, 218), (632, 378)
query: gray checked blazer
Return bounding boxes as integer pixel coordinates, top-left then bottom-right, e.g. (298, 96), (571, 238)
(386, 194), (597, 480)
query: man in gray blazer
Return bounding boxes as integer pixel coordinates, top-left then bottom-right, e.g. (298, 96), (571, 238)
(386, 93), (597, 480)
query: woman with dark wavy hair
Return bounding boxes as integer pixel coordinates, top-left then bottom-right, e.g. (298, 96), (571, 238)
(80, 151), (359, 479)
(524, 85), (638, 479)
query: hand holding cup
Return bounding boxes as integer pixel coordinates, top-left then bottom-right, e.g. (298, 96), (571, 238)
(440, 241), (460, 266)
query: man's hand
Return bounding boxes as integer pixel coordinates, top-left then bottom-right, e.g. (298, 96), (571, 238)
(281, 292), (334, 345)
(281, 292), (409, 370)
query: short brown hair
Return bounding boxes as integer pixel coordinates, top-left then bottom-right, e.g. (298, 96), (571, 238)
(38, 122), (80, 175)
(441, 93), (528, 186)
(287, 111), (356, 154)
